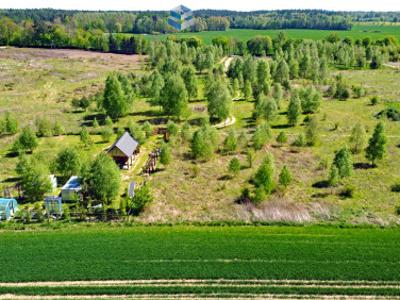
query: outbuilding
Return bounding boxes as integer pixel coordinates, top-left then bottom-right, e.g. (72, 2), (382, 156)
(107, 132), (139, 169)
(0, 198), (18, 221)
(61, 176), (82, 202)
(44, 196), (63, 216)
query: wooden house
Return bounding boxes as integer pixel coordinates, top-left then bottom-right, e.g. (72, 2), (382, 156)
(107, 132), (139, 169)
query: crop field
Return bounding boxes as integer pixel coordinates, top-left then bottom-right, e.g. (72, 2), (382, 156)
(143, 25), (400, 44)
(0, 226), (399, 298)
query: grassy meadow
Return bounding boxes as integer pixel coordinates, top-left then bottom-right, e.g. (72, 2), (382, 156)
(143, 25), (400, 44)
(143, 67), (400, 225)
(1, 47), (400, 224)
(0, 226), (399, 297)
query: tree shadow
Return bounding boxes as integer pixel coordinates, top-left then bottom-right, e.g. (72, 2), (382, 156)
(311, 192), (330, 198)
(312, 180), (330, 189)
(272, 124), (291, 129)
(188, 117), (206, 127)
(130, 109), (164, 118)
(353, 162), (375, 170)
(2, 177), (19, 184)
(218, 175), (231, 181)
(6, 151), (19, 158)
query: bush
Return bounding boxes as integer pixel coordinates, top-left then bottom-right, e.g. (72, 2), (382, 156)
(352, 86), (366, 98)
(370, 96), (379, 106)
(391, 183), (400, 192)
(142, 121), (153, 138)
(101, 126), (113, 143)
(340, 185), (355, 198)
(292, 133), (306, 147)
(396, 206), (400, 216)
(36, 118), (53, 137)
(228, 157), (241, 177)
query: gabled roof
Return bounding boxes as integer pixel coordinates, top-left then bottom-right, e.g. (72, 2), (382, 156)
(108, 131), (138, 157)
(61, 176), (81, 191)
(0, 198), (17, 207)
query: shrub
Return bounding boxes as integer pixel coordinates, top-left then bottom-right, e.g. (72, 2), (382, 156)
(370, 96), (379, 106)
(160, 143), (171, 166)
(36, 118), (53, 137)
(292, 133), (306, 147)
(167, 120), (179, 136)
(228, 157), (241, 177)
(101, 126), (113, 143)
(391, 183), (400, 192)
(396, 206), (400, 216)
(276, 131), (288, 145)
(340, 185), (355, 198)
(142, 121), (153, 138)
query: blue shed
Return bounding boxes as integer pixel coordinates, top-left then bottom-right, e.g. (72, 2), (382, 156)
(0, 198), (18, 221)
(44, 196), (63, 216)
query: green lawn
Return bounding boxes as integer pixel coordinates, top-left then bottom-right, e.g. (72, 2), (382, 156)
(142, 25), (400, 44)
(0, 226), (399, 297)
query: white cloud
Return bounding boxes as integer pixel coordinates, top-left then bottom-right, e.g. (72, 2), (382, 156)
(1, 0), (399, 11)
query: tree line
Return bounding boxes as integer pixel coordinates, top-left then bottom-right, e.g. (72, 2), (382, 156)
(4, 8), (393, 37)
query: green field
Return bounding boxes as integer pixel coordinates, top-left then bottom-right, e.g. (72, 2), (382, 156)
(143, 25), (400, 44)
(0, 226), (399, 297)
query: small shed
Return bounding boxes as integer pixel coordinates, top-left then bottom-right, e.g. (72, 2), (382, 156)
(61, 176), (82, 202)
(44, 196), (62, 216)
(107, 132), (139, 169)
(0, 198), (18, 221)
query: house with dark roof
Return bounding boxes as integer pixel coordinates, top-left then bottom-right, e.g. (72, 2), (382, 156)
(107, 132), (139, 169)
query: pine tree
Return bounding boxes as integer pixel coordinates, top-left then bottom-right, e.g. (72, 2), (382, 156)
(256, 60), (271, 96)
(80, 127), (92, 147)
(252, 123), (271, 150)
(328, 164), (340, 187)
(305, 117), (319, 146)
(12, 126), (38, 153)
(206, 78), (232, 121)
(333, 147), (353, 178)
(272, 83), (283, 108)
(160, 143), (171, 166)
(160, 74), (190, 120)
(365, 122), (387, 166)
(254, 153), (275, 194)
(274, 59), (290, 84)
(181, 66), (198, 99)
(228, 157), (241, 177)
(223, 130), (237, 153)
(244, 80), (253, 100)
(279, 165), (292, 189)
(349, 123), (366, 154)
(102, 74), (129, 119)
(276, 131), (288, 146)
(287, 94), (302, 126)
(247, 148), (255, 168)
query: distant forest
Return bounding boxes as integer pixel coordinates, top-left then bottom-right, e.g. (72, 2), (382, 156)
(0, 9), (399, 54)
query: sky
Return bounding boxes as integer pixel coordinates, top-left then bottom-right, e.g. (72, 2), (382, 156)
(0, 0), (399, 12)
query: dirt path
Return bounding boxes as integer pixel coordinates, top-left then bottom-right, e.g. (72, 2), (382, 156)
(1, 279), (399, 300)
(384, 63), (400, 69)
(213, 116), (236, 129)
(1, 293), (399, 300)
(1, 279), (399, 287)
